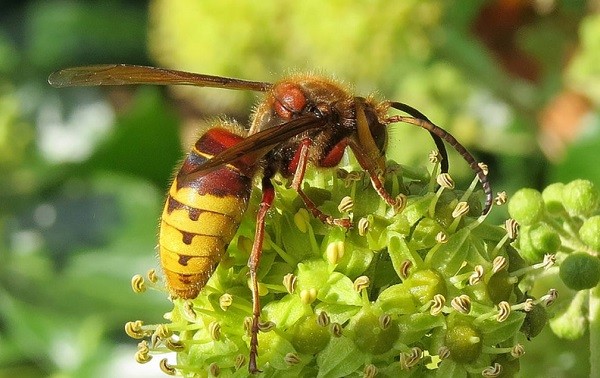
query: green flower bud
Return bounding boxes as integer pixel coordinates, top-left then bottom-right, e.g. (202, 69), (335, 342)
(518, 223), (561, 263)
(487, 270), (515, 303)
(559, 252), (600, 290)
(290, 315), (331, 355)
(348, 308), (399, 355)
(542, 182), (565, 214)
(445, 318), (483, 363)
(520, 301), (548, 340)
(579, 215), (600, 250)
(405, 269), (447, 306)
(562, 179), (599, 216)
(508, 188), (545, 226)
(491, 354), (521, 377)
(549, 291), (587, 340)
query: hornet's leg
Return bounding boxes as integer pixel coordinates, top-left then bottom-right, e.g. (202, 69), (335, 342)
(248, 177), (275, 374)
(290, 139), (351, 229)
(385, 109), (493, 215)
(347, 140), (405, 212)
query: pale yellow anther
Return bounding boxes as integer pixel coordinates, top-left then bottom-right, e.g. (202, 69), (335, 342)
(511, 343), (525, 358)
(437, 173), (455, 189)
(400, 260), (412, 280)
(182, 300), (197, 321)
(379, 314), (392, 330)
(435, 231), (448, 244)
(135, 340), (152, 364)
(326, 241), (345, 265)
(234, 354), (246, 370)
(353, 276), (370, 292)
(400, 347), (422, 369)
(209, 362), (220, 377)
(505, 218), (519, 239)
(452, 201), (470, 218)
(338, 196), (354, 213)
(542, 288), (558, 307)
(294, 208), (310, 233)
(430, 294), (446, 316)
(393, 194), (407, 213)
(284, 352), (301, 366)
(358, 217), (370, 236)
(331, 322), (343, 337)
(469, 265), (484, 285)
(124, 320), (146, 339)
(492, 256), (508, 273)
(147, 269), (159, 283)
(165, 338), (185, 352)
(429, 150), (441, 164)
(219, 293), (233, 311)
(523, 298), (534, 312)
(451, 294), (471, 314)
(209, 321), (221, 341)
(496, 301), (511, 322)
(300, 288), (318, 304)
(159, 358), (176, 375)
(155, 324), (172, 339)
(495, 191), (508, 205)
(283, 273), (297, 294)
(363, 364), (378, 378)
(478, 162), (489, 175)
(317, 311), (330, 327)
(482, 363), (502, 377)
(131, 274), (146, 294)
(438, 346), (451, 359)
(258, 321), (276, 332)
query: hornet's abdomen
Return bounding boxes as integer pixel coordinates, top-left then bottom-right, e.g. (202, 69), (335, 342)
(160, 128), (254, 299)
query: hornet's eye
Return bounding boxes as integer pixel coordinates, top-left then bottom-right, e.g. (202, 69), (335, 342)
(272, 82), (307, 120)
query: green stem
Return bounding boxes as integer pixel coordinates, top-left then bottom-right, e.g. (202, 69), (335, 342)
(590, 285), (600, 378)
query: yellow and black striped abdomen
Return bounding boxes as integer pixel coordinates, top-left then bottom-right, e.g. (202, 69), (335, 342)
(160, 128), (255, 299)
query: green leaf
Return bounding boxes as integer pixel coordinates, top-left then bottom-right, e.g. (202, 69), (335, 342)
(388, 233), (423, 277)
(296, 260), (331, 292)
(376, 284), (417, 314)
(435, 359), (467, 378)
(397, 313), (446, 345)
(425, 228), (471, 275)
(258, 330), (299, 371)
(262, 295), (308, 330)
(479, 311), (526, 345)
(314, 303), (360, 325)
(318, 272), (362, 306)
(316, 336), (366, 378)
(282, 213), (319, 262)
(332, 239), (374, 280)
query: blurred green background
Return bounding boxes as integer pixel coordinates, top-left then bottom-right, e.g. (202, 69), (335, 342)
(1, 0), (598, 377)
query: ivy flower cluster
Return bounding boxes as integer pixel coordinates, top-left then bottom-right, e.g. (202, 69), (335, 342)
(508, 180), (600, 342)
(127, 157), (558, 377)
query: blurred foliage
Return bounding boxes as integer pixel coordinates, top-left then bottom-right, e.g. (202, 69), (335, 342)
(0, 0), (599, 377)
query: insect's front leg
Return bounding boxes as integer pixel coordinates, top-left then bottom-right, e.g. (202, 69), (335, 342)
(290, 139), (352, 229)
(247, 176), (275, 374)
(347, 140), (406, 213)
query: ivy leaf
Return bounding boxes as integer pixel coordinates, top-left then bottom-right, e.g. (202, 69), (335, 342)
(316, 336), (366, 378)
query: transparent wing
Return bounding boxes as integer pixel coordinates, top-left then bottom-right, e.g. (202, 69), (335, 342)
(48, 64), (272, 92)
